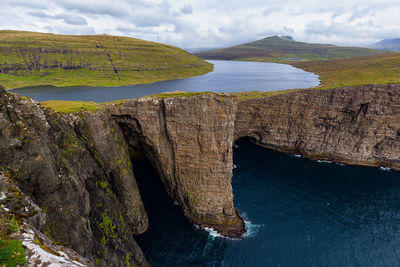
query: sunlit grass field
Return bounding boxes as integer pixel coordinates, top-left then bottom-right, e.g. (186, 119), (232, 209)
(0, 30), (213, 89)
(291, 54), (400, 88)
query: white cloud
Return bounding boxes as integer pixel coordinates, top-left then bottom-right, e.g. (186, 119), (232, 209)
(0, 0), (399, 48)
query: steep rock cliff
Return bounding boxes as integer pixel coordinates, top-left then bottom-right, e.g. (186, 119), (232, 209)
(2, 83), (400, 264)
(111, 95), (244, 237)
(235, 84), (400, 168)
(0, 86), (149, 266)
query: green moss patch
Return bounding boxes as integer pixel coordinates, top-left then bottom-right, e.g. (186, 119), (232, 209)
(0, 240), (26, 267)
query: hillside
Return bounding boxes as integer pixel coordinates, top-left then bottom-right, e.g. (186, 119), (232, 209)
(291, 54), (400, 89)
(373, 38), (400, 52)
(0, 30), (213, 89)
(195, 36), (394, 62)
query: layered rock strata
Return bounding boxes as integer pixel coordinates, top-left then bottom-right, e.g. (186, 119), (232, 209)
(1, 84), (400, 264)
(235, 84), (400, 168)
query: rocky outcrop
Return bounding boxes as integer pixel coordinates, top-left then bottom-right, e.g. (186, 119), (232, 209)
(2, 83), (400, 264)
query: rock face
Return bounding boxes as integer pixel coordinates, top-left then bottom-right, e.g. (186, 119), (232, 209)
(1, 173), (91, 266)
(0, 86), (149, 266)
(2, 83), (400, 264)
(235, 84), (400, 168)
(111, 95), (244, 237)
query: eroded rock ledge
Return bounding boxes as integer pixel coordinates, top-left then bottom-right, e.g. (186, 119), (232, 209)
(1, 84), (400, 264)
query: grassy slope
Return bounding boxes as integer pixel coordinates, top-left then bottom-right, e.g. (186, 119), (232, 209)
(291, 54), (400, 89)
(0, 30), (213, 89)
(196, 36), (394, 62)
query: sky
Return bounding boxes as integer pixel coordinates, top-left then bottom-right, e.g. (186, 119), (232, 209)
(1, 0), (400, 48)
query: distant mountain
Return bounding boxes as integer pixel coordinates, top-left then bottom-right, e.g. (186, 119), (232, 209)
(195, 36), (395, 62)
(373, 38), (400, 52)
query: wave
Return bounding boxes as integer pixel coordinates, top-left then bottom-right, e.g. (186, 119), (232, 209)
(233, 164), (237, 169)
(241, 212), (264, 238)
(196, 212), (263, 240)
(317, 160), (332, 164)
(380, 166), (392, 172)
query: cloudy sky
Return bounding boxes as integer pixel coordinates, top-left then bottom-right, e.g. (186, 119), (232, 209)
(2, 0), (400, 48)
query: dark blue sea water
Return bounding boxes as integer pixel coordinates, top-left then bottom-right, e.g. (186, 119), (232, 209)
(134, 138), (400, 267)
(10, 60), (319, 102)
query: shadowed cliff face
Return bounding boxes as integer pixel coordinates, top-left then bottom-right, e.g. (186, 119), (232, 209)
(1, 84), (400, 264)
(235, 84), (400, 168)
(0, 86), (149, 266)
(111, 95), (245, 237)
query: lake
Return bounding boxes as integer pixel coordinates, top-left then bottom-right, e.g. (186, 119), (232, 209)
(135, 138), (400, 266)
(10, 60), (319, 102)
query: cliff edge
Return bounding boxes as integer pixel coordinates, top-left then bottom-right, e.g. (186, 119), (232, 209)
(1, 84), (400, 264)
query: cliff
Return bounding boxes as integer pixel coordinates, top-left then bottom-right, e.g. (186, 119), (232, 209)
(235, 84), (400, 168)
(1, 83), (400, 264)
(0, 86), (149, 266)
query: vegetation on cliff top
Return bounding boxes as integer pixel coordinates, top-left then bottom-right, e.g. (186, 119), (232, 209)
(195, 36), (394, 62)
(40, 100), (101, 113)
(0, 30), (213, 89)
(291, 54), (400, 89)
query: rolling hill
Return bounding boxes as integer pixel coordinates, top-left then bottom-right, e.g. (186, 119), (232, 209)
(0, 30), (213, 89)
(373, 38), (400, 52)
(195, 36), (395, 62)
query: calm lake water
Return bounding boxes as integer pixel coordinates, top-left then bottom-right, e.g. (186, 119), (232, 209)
(135, 139), (400, 267)
(10, 60), (319, 102)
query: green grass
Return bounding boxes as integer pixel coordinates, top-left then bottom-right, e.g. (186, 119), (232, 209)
(0, 240), (26, 267)
(0, 30), (213, 89)
(40, 101), (101, 113)
(147, 91), (213, 99)
(291, 54), (400, 89)
(196, 35), (395, 62)
(40, 92), (214, 113)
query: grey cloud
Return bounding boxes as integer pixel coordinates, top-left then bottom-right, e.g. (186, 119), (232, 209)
(116, 25), (156, 35)
(3, 0), (49, 9)
(2, 0), (400, 48)
(58, 15), (88, 26)
(52, 25), (95, 35)
(57, 1), (128, 18)
(28, 11), (88, 26)
(305, 20), (374, 40)
(349, 8), (375, 22)
(263, 6), (282, 16)
(180, 5), (193, 15)
(28, 11), (52, 18)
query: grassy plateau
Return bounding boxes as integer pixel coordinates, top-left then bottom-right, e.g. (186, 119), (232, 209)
(0, 30), (213, 89)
